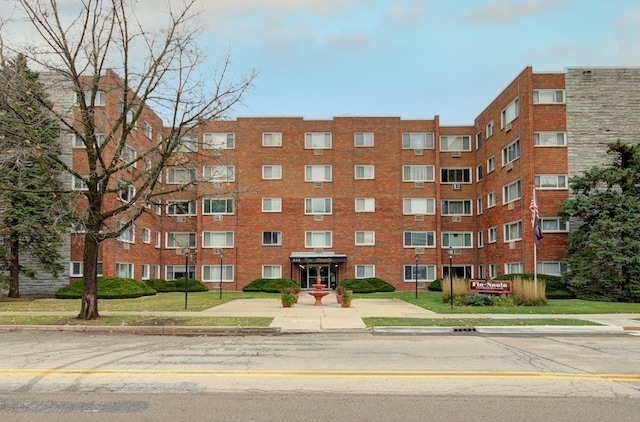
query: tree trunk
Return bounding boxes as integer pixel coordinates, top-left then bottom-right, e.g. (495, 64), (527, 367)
(8, 231), (20, 298)
(79, 233), (100, 320)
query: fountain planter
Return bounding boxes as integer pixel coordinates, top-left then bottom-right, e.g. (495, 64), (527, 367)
(307, 278), (330, 306)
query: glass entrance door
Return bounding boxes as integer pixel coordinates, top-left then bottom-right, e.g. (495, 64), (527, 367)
(301, 265), (331, 289)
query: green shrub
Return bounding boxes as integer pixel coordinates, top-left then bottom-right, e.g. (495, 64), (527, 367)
(338, 277), (395, 293)
(491, 296), (515, 307)
(145, 278), (208, 293)
(55, 277), (157, 299)
(428, 278), (443, 291)
(243, 278), (299, 293)
(463, 293), (493, 306)
(511, 295), (548, 307)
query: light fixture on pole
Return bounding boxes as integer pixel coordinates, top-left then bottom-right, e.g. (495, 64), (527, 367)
(448, 246), (454, 309)
(183, 247), (190, 310)
(414, 254), (419, 299)
(219, 249), (224, 300)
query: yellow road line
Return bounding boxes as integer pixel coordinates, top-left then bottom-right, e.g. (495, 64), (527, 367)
(0, 369), (639, 382)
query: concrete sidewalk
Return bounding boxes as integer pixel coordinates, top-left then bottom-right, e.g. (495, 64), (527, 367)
(1, 291), (639, 335)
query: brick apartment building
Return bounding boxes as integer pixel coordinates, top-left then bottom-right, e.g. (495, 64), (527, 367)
(16, 66), (640, 294)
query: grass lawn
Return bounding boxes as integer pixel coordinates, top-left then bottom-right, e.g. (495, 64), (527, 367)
(0, 315), (272, 326)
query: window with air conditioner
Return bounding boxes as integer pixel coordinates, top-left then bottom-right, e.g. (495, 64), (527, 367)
(440, 168), (472, 184)
(502, 139), (520, 166)
(440, 136), (471, 152)
(402, 165), (434, 182)
(202, 231), (234, 248)
(403, 198), (435, 215)
(441, 200), (472, 216)
(442, 232), (473, 248)
(501, 98), (519, 128)
(305, 165), (332, 182)
(305, 132), (332, 149)
(403, 231), (435, 248)
(204, 133), (235, 149)
(503, 180), (521, 204)
(203, 198), (234, 215)
(503, 220), (523, 242)
(404, 265), (435, 282)
(203, 165), (234, 182)
(305, 231), (332, 248)
(402, 132), (434, 149)
(305, 198), (332, 215)
(166, 200), (197, 216)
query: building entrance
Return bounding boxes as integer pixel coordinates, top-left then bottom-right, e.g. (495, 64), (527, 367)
(300, 265), (336, 289)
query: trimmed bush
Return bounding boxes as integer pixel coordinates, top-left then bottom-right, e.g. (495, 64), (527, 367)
(464, 293), (493, 306)
(243, 278), (299, 293)
(145, 278), (208, 293)
(55, 277), (157, 299)
(338, 277), (395, 293)
(428, 278), (443, 291)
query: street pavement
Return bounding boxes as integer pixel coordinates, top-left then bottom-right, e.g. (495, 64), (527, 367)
(1, 291), (639, 335)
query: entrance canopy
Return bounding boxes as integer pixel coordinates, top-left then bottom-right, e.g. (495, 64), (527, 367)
(289, 252), (347, 265)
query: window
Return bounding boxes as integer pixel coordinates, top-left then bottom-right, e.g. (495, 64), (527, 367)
(534, 132), (566, 146)
(402, 132), (434, 149)
(477, 197), (483, 215)
(116, 221), (135, 243)
(263, 231), (282, 246)
(541, 218), (569, 232)
(503, 180), (522, 204)
(167, 168), (196, 184)
(533, 89), (565, 104)
(202, 265), (233, 282)
(355, 231), (375, 246)
(440, 136), (471, 152)
(166, 200), (196, 216)
(142, 228), (151, 244)
(442, 232), (473, 248)
(355, 198), (375, 212)
(262, 165), (282, 180)
(202, 231), (234, 248)
(155, 232), (161, 248)
(305, 231), (332, 248)
(403, 231), (435, 247)
(70, 262), (83, 277)
(441, 168), (472, 183)
(262, 198), (282, 212)
(475, 131), (482, 150)
(476, 165), (483, 182)
(117, 181), (136, 202)
(478, 265), (486, 280)
(305, 165), (332, 182)
(487, 156), (495, 173)
(116, 262), (133, 278)
(355, 265), (375, 278)
(404, 265), (435, 282)
(536, 175), (567, 189)
(79, 90), (106, 106)
(141, 264), (150, 280)
(486, 121), (494, 138)
(125, 109), (136, 129)
(73, 220), (87, 233)
(502, 139), (520, 165)
(166, 232), (196, 249)
(402, 165), (435, 182)
(153, 265), (160, 279)
(176, 136), (197, 152)
(72, 175), (88, 191)
(166, 265), (196, 281)
(143, 157), (151, 171)
(305, 132), (332, 149)
(155, 204), (162, 215)
(478, 231), (484, 248)
(504, 220), (523, 242)
(144, 121), (153, 139)
(262, 132), (282, 147)
(487, 192), (496, 208)
(505, 262), (523, 274)
(489, 264), (498, 279)
(121, 144), (137, 167)
(501, 98), (519, 128)
(443, 265), (473, 279)
(441, 200), (472, 216)
(488, 227), (497, 243)
(203, 132), (235, 149)
(403, 198), (435, 215)
(537, 261), (567, 276)
(305, 198), (332, 215)
(262, 265), (282, 278)
(203, 198), (234, 215)
(204, 165), (234, 182)
(354, 165), (375, 180)
(73, 133), (104, 148)
(354, 132), (374, 147)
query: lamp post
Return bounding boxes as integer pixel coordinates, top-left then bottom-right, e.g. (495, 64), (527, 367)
(414, 254), (419, 299)
(448, 246), (454, 309)
(183, 247), (190, 310)
(219, 250), (224, 299)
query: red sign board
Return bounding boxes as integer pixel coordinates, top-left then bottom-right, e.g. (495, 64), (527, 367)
(469, 280), (512, 295)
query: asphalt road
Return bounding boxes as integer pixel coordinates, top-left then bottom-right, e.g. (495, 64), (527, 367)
(0, 331), (639, 421)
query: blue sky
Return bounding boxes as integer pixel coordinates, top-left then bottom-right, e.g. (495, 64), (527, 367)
(196, 0), (640, 124)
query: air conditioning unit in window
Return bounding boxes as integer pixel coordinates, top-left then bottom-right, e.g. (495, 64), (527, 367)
(505, 162), (513, 171)
(508, 202), (514, 210)
(452, 216), (462, 223)
(415, 182), (424, 188)
(214, 215), (223, 221)
(177, 216), (186, 223)
(314, 149), (323, 156)
(414, 214), (424, 221)
(314, 215), (324, 221)
(453, 183), (462, 190)
(314, 248), (324, 253)
(414, 149), (423, 156)
(452, 151), (461, 158)
(214, 182), (223, 188)
(314, 182), (323, 188)
(509, 241), (516, 249)
(123, 242), (130, 250)
(415, 248), (425, 255)
(505, 122), (512, 132)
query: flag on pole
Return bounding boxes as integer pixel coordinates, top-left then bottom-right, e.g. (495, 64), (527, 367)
(529, 190), (543, 244)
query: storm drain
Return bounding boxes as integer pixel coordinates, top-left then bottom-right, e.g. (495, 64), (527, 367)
(452, 326), (477, 333)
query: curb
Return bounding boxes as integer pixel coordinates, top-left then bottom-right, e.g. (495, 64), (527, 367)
(372, 325), (628, 335)
(0, 325), (281, 336)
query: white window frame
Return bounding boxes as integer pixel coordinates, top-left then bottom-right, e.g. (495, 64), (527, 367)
(262, 198), (282, 213)
(142, 228), (151, 244)
(487, 156), (495, 173)
(402, 132), (434, 149)
(403, 231), (435, 248)
(402, 165), (435, 182)
(475, 131), (482, 150)
(166, 200), (197, 216)
(541, 218), (569, 232)
(176, 136), (197, 153)
(144, 121), (153, 139)
(70, 261), (83, 277)
(116, 221), (135, 243)
(441, 232), (473, 248)
(403, 198), (435, 215)
(355, 198), (375, 212)
(504, 220), (523, 242)
(204, 165), (235, 182)
(440, 168), (472, 184)
(262, 132), (282, 147)
(489, 264), (498, 279)
(165, 265), (196, 281)
(505, 262), (523, 275)
(486, 120), (494, 138)
(262, 165), (283, 180)
(153, 265), (160, 279)
(354, 165), (375, 180)
(354, 132), (374, 147)
(305, 231), (332, 248)
(71, 175), (88, 191)
(476, 164), (483, 182)
(440, 135), (471, 152)
(155, 232), (161, 248)
(502, 139), (520, 166)
(477, 197), (483, 215)
(503, 180), (522, 204)
(488, 227), (497, 244)
(202, 231), (234, 248)
(262, 231), (282, 246)
(478, 231), (484, 248)
(167, 168), (196, 184)
(116, 262), (134, 279)
(203, 198), (234, 215)
(533, 89), (565, 104)
(404, 265), (436, 282)
(537, 261), (567, 276)
(355, 231), (375, 246)
(305, 165), (332, 182)
(501, 98), (519, 128)
(117, 181), (136, 203)
(202, 265), (234, 282)
(165, 232), (196, 249)
(305, 132), (332, 149)
(487, 192), (496, 208)
(262, 265), (282, 279)
(355, 265), (375, 278)
(534, 132), (567, 147)
(141, 264), (150, 280)
(535, 174), (568, 190)
(305, 198), (332, 215)
(80, 90), (106, 106)
(203, 133), (235, 149)
(441, 200), (472, 216)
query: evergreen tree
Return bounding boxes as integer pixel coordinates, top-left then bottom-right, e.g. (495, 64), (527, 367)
(0, 54), (72, 297)
(560, 141), (640, 302)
